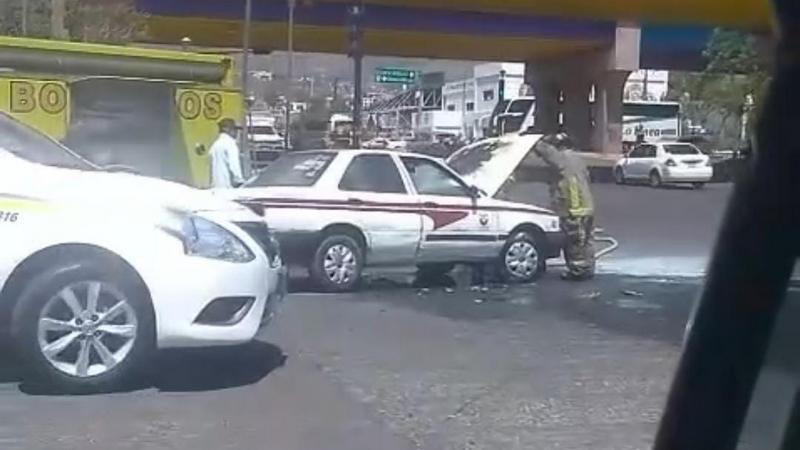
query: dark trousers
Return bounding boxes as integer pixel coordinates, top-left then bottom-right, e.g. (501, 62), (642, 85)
(561, 215), (596, 278)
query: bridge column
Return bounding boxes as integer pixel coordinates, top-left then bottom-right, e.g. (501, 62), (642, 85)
(589, 70), (629, 153)
(526, 24), (640, 153)
(529, 77), (560, 133)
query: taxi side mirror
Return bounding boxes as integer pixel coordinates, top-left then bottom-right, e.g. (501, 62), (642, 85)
(468, 185), (485, 198)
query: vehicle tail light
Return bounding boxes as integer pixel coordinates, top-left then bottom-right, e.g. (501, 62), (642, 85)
(666, 159), (677, 167)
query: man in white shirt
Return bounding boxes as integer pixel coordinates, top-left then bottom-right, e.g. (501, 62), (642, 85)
(209, 118), (245, 188)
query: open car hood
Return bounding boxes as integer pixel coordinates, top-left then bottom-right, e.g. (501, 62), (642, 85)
(446, 134), (543, 197)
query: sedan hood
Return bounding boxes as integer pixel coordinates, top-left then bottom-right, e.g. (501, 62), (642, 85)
(2, 152), (243, 215)
(447, 134), (543, 197)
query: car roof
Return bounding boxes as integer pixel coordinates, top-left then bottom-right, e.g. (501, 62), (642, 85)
(656, 141), (698, 146)
(291, 149), (438, 160)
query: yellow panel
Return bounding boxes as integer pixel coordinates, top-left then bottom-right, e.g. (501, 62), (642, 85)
(316, 0), (773, 29)
(174, 87), (243, 187)
(0, 35), (227, 64)
(148, 17), (602, 62)
(0, 77), (70, 140)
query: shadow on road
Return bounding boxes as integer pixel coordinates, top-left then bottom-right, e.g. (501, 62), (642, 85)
(151, 340), (287, 392)
(288, 266), (467, 294)
(2, 340), (286, 395)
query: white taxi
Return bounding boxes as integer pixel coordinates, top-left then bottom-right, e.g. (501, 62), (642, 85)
(0, 113), (286, 392)
(218, 134), (563, 292)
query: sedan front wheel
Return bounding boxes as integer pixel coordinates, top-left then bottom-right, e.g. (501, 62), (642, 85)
(498, 232), (545, 283)
(13, 259), (154, 393)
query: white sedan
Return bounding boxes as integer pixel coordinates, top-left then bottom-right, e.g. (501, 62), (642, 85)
(0, 113), (286, 392)
(613, 142), (713, 188)
(218, 134), (563, 292)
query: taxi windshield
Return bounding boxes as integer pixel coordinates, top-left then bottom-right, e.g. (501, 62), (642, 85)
(247, 152), (335, 187)
(0, 113), (95, 171)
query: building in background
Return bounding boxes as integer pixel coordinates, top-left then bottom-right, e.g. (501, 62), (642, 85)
(367, 62), (671, 145)
(439, 63), (526, 139)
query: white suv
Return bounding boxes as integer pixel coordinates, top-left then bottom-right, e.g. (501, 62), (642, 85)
(0, 113), (286, 392)
(613, 142), (713, 188)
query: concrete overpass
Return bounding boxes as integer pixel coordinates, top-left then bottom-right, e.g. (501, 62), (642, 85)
(136, 0), (773, 152)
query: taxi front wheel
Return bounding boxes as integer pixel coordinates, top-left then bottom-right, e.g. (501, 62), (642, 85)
(311, 235), (364, 292)
(12, 259), (155, 393)
(497, 232), (545, 283)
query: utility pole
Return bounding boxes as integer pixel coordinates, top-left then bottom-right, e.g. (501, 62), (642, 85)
(285, 0), (296, 150)
(416, 74), (423, 134)
(347, 3), (365, 148)
(498, 69), (506, 103)
(241, 0), (253, 171)
(461, 68), (468, 138)
(21, 0), (28, 35)
(51, 0), (68, 39)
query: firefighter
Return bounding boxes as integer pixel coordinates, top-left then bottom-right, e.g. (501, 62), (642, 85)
(532, 133), (596, 280)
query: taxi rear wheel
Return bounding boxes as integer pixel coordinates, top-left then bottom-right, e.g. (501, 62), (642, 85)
(311, 235), (364, 292)
(12, 259), (154, 393)
(497, 232), (545, 283)
(649, 170), (663, 188)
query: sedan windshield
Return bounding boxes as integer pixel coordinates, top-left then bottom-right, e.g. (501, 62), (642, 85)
(250, 126), (277, 135)
(0, 113), (95, 170)
(247, 152), (335, 187)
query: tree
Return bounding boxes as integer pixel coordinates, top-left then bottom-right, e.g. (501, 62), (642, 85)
(1, 0), (52, 37)
(66, 0), (148, 43)
(668, 28), (769, 146)
(0, 0), (146, 43)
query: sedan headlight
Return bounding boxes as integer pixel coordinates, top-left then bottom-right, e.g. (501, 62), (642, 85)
(163, 215), (255, 263)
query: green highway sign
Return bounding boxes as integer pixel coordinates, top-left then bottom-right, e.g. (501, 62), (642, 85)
(374, 67), (419, 84)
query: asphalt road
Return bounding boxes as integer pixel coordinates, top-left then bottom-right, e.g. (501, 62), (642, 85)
(502, 181), (734, 276)
(11, 181), (800, 450)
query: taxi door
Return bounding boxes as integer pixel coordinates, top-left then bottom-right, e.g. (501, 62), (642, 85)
(398, 155), (500, 263)
(335, 153), (422, 266)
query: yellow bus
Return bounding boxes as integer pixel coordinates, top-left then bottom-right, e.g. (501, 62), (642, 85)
(0, 36), (243, 187)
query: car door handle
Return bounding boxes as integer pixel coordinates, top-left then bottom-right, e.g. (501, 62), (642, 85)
(347, 198), (365, 205)
(423, 201), (438, 208)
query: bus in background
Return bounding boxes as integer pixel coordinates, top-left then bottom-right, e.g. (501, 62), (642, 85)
(622, 100), (681, 144)
(487, 97), (681, 147)
(0, 36), (242, 188)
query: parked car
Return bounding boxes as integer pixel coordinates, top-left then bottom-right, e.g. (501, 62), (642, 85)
(613, 142), (713, 188)
(363, 137), (389, 149)
(217, 134), (563, 292)
(0, 112), (286, 392)
(385, 138), (408, 150)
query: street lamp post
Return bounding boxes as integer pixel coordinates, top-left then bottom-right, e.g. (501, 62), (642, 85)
(285, 0), (296, 150)
(347, 3), (365, 148)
